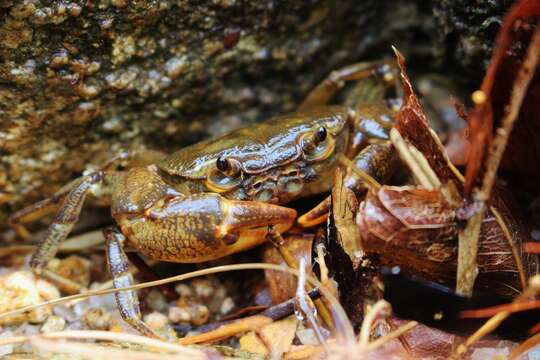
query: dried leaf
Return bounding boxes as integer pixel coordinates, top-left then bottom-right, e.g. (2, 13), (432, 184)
(357, 185), (527, 296)
(393, 48), (461, 185)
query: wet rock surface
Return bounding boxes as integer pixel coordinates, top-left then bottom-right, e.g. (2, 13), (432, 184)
(0, 0), (511, 229)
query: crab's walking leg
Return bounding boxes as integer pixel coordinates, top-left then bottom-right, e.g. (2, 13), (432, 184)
(298, 61), (398, 110)
(29, 171), (118, 269)
(104, 226), (160, 339)
(9, 179), (83, 240)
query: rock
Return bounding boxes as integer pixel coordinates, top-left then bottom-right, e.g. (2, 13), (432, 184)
(0, 271), (60, 325)
(0, 330), (14, 357)
(220, 297), (235, 315)
(41, 315), (66, 333)
(46, 255), (91, 288)
(190, 304), (210, 326)
(144, 311), (169, 331)
(82, 307), (112, 331)
(145, 289), (168, 313)
(168, 306), (191, 323)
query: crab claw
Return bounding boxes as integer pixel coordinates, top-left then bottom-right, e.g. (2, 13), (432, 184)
(218, 196), (298, 255)
(117, 193), (297, 263)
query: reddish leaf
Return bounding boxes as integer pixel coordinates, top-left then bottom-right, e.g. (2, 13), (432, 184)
(393, 50), (461, 185)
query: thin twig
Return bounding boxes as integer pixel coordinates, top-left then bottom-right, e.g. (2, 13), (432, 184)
(295, 258), (327, 346)
(30, 338), (200, 360)
(196, 288), (321, 333)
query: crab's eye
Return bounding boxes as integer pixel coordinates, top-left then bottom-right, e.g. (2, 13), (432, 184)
(216, 156), (229, 172)
(208, 157), (242, 192)
(301, 126), (334, 163)
(302, 126), (328, 153)
(315, 126), (327, 142)
(215, 156), (241, 178)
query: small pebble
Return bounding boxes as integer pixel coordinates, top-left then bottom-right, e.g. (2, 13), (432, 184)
(190, 305), (209, 326)
(175, 284), (193, 297)
(111, 0), (128, 8)
(168, 306), (191, 323)
(36, 279), (61, 301)
(146, 289), (168, 312)
(192, 279), (214, 299)
(220, 297), (235, 315)
(165, 55), (189, 78)
(67, 3), (82, 16)
(0, 331), (14, 356)
(41, 315), (66, 333)
(50, 255), (91, 288)
(144, 312), (168, 331)
(50, 49), (70, 68)
(53, 305), (78, 322)
(0, 271), (59, 325)
(83, 307), (112, 330)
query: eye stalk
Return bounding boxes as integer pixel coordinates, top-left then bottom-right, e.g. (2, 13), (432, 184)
(302, 126), (327, 153)
(216, 156), (241, 177)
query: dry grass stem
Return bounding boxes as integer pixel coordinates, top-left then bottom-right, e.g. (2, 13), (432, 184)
(0, 330), (206, 358)
(358, 300), (391, 348)
(389, 128), (440, 191)
(179, 315), (273, 345)
(461, 298), (540, 318)
(456, 209), (484, 296)
(295, 257), (327, 346)
(30, 338), (201, 360)
(364, 321), (418, 351)
(490, 206), (527, 290)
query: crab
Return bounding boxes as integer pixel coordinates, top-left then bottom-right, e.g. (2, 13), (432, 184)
(9, 61), (401, 338)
